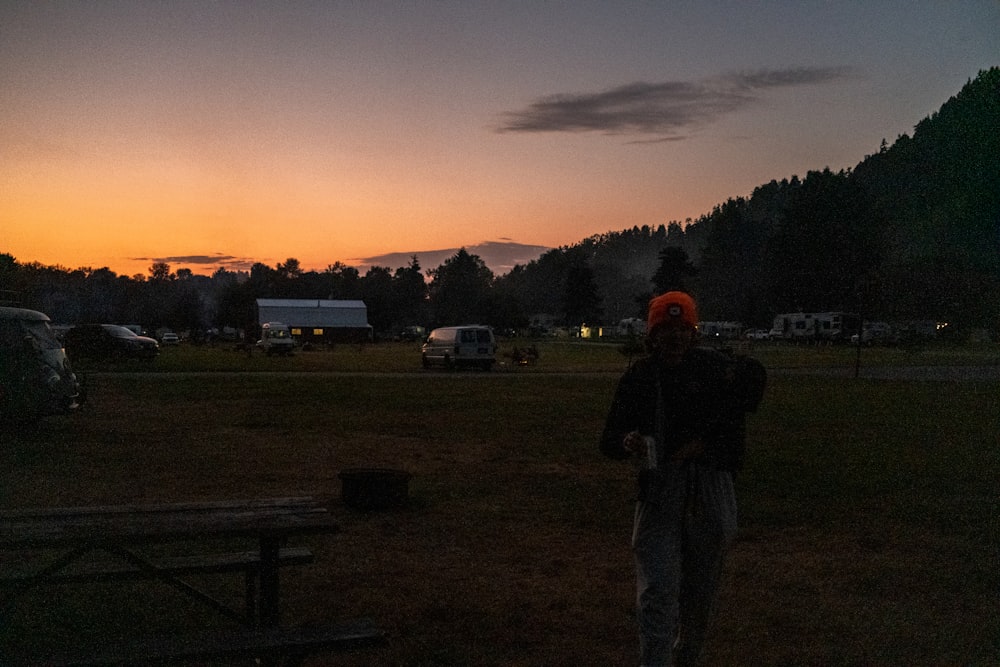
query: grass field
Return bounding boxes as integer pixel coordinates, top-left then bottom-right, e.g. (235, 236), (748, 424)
(85, 336), (1000, 374)
(2, 341), (998, 665)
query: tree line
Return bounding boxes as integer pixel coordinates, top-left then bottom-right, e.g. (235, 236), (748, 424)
(0, 247), (592, 339)
(2, 68), (997, 339)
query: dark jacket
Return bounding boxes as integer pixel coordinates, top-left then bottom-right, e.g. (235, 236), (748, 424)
(600, 347), (764, 472)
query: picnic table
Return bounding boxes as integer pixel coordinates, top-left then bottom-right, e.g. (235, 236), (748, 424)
(0, 496), (384, 665)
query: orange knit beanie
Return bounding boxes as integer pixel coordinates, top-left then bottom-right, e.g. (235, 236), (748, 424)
(647, 291), (699, 332)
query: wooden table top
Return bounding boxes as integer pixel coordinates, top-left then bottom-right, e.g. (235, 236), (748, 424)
(0, 497), (339, 549)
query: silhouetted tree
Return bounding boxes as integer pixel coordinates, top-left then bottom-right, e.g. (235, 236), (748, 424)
(0, 253), (19, 301)
(215, 279), (256, 332)
(149, 262), (172, 282)
(361, 266), (395, 334)
(277, 258), (302, 280)
(167, 285), (205, 332)
(324, 262), (361, 299)
(427, 248), (494, 326)
(391, 257), (429, 327)
(248, 262), (276, 297)
(652, 246), (697, 294)
(563, 259), (603, 326)
(695, 198), (770, 322)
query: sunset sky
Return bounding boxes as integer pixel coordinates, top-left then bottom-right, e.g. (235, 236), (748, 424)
(2, 1), (997, 277)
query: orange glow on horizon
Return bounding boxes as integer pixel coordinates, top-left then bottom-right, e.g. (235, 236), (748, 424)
(4, 146), (698, 277)
(4, 178), (659, 278)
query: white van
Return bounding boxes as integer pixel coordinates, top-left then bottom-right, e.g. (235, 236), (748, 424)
(257, 322), (295, 356)
(421, 325), (497, 370)
(1, 306), (83, 423)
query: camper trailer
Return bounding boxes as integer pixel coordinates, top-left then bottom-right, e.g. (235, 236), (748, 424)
(615, 318), (646, 337)
(813, 312), (860, 342)
(770, 313), (815, 340)
(770, 312), (859, 342)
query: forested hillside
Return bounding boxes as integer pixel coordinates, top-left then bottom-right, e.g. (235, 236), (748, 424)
(514, 66), (999, 332)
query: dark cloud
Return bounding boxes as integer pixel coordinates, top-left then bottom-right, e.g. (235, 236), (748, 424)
(354, 240), (551, 275)
(131, 254), (256, 272)
(496, 66), (854, 136)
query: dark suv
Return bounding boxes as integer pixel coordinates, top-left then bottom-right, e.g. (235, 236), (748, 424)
(0, 306), (83, 423)
(64, 324), (160, 361)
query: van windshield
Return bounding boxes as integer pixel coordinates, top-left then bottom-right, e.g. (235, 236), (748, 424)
(0, 318), (62, 351)
(104, 325), (138, 338)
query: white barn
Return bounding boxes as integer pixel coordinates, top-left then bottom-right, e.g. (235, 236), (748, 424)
(256, 299), (372, 343)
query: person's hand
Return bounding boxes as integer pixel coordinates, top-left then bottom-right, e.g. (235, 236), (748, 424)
(623, 431), (648, 458)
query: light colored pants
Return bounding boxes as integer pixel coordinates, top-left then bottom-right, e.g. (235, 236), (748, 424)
(632, 462), (737, 667)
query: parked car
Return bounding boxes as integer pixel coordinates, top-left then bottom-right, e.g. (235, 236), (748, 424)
(64, 324), (159, 361)
(0, 306), (83, 423)
(160, 331), (180, 345)
(743, 328), (771, 341)
(850, 321), (897, 346)
(421, 325), (497, 370)
(396, 325), (427, 342)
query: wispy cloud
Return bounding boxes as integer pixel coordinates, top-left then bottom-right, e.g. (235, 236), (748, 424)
(496, 66), (854, 137)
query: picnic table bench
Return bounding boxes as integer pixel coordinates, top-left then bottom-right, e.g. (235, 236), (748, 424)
(0, 497), (386, 665)
(0, 545), (315, 625)
(10, 618), (385, 667)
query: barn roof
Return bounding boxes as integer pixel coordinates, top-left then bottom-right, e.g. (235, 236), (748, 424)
(256, 299), (370, 328)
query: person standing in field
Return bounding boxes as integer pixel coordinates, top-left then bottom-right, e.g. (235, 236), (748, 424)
(600, 291), (765, 666)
